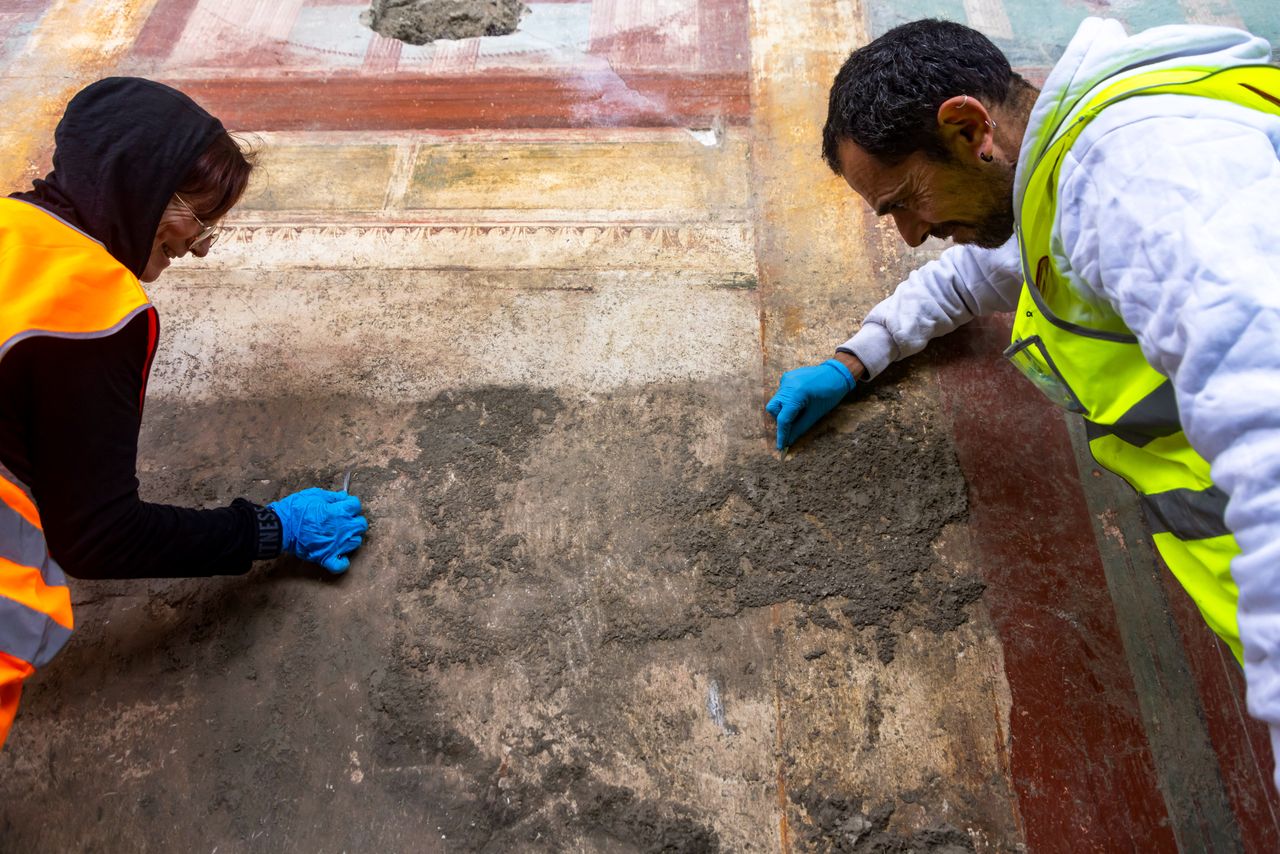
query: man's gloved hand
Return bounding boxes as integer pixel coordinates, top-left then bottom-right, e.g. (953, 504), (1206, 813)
(766, 358), (857, 450)
(268, 488), (369, 574)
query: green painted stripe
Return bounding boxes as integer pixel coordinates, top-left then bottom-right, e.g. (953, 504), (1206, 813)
(1064, 415), (1241, 850)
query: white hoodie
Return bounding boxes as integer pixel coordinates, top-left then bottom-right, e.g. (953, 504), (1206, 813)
(842, 18), (1280, 787)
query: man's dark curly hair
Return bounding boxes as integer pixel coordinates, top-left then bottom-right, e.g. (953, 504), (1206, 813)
(822, 19), (1020, 172)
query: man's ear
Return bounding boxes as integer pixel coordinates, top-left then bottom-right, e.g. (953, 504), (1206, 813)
(936, 95), (996, 162)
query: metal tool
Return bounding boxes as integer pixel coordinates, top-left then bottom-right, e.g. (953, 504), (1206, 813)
(341, 466), (353, 494)
(780, 446), (790, 464)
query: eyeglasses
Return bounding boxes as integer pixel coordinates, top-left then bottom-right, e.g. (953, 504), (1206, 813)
(172, 194), (221, 249)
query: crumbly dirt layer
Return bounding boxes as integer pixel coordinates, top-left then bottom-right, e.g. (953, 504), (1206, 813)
(0, 383), (993, 852)
(792, 785), (975, 854)
(364, 0), (527, 45)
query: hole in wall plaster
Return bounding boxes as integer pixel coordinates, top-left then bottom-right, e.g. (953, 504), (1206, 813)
(686, 128), (719, 147)
(363, 0), (529, 45)
(685, 117), (725, 148)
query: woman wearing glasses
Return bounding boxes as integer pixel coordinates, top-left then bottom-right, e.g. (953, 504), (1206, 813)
(0, 78), (368, 746)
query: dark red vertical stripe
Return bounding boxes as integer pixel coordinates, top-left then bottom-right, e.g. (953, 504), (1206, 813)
(697, 0), (751, 73)
(132, 0), (202, 61)
(933, 315), (1177, 851)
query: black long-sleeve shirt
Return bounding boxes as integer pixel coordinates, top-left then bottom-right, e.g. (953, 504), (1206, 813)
(0, 313), (260, 579)
(2, 78), (277, 580)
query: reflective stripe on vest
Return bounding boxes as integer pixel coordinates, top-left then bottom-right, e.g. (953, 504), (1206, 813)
(0, 198), (156, 678)
(0, 591), (72, 669)
(0, 462), (73, 669)
(0, 500), (68, 588)
(0, 199), (153, 358)
(1143, 486), (1232, 541)
(1082, 380), (1180, 448)
(1006, 64), (1280, 664)
(0, 461), (40, 530)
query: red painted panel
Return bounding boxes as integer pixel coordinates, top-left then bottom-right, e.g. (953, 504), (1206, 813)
(0, 0), (56, 13)
(132, 0), (202, 60)
(302, 0), (586, 3)
(933, 316), (1177, 852)
(362, 33), (403, 75)
(697, 0), (750, 73)
(1161, 564), (1280, 851)
(160, 72), (749, 130)
(589, 0), (699, 70)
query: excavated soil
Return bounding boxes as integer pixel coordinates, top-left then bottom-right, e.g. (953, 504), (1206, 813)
(792, 785), (974, 854)
(366, 384), (973, 848)
(0, 382), (991, 852)
(364, 0), (527, 44)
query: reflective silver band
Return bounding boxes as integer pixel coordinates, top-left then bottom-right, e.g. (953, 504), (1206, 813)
(1118, 380), (1180, 433)
(0, 460), (33, 504)
(0, 593), (72, 668)
(0, 500), (67, 587)
(0, 303), (152, 364)
(1142, 486), (1232, 541)
(1085, 381), (1181, 448)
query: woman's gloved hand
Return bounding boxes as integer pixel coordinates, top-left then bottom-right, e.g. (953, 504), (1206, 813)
(268, 488), (368, 574)
(766, 358), (857, 450)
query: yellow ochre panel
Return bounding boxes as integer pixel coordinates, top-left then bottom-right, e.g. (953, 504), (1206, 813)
(402, 139), (751, 213)
(240, 144), (399, 212)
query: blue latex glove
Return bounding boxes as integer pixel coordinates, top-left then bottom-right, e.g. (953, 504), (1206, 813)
(268, 488), (369, 574)
(765, 359), (857, 450)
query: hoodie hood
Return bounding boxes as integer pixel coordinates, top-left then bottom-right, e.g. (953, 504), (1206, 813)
(11, 77), (226, 278)
(1014, 17), (1272, 206)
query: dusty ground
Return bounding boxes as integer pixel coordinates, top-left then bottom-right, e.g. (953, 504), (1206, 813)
(2, 375), (1007, 852)
(4, 0), (1277, 851)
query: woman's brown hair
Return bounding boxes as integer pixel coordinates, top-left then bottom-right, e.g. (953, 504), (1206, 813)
(176, 131), (257, 221)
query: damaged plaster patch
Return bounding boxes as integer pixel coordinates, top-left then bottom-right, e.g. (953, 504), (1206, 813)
(793, 785), (975, 854)
(3, 385), (993, 851)
(670, 394), (976, 664)
(377, 384), (976, 673)
(363, 0), (527, 45)
(358, 384), (979, 847)
(377, 384), (976, 669)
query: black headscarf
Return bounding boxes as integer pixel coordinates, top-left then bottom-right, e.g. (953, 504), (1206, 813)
(11, 77), (225, 278)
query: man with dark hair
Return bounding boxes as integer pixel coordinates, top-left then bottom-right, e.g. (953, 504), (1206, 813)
(820, 18), (1031, 169)
(766, 17), (1280, 787)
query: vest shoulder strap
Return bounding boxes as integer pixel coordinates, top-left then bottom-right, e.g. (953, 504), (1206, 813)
(1017, 64), (1280, 338)
(0, 198), (151, 362)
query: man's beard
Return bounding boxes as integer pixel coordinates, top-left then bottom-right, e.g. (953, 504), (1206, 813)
(962, 161), (1017, 249)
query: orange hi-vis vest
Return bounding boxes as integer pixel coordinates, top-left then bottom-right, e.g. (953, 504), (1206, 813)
(0, 197), (157, 747)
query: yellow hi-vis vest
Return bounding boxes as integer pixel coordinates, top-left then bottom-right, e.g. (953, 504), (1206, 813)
(1007, 64), (1280, 664)
(0, 197), (156, 746)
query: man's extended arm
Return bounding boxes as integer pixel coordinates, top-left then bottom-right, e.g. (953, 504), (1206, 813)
(838, 237), (1023, 378)
(767, 237), (1022, 450)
